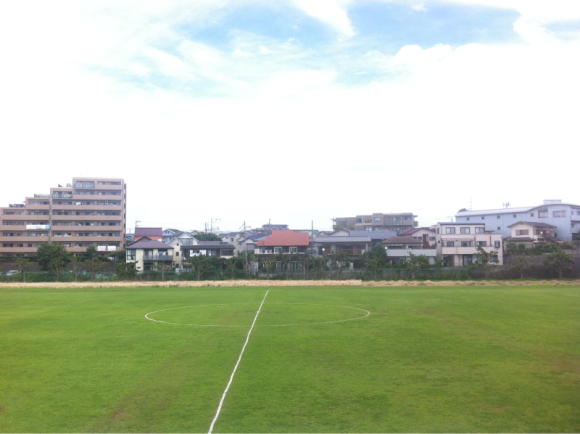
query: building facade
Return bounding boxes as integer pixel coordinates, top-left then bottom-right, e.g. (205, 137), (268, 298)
(454, 200), (580, 242)
(335, 213), (418, 234)
(435, 222), (503, 267)
(0, 177), (126, 256)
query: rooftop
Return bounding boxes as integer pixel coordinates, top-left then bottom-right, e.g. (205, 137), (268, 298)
(257, 230), (310, 247)
(382, 236), (423, 245)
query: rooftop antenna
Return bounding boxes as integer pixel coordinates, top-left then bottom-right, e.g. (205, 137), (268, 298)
(502, 202), (510, 208)
(470, 197), (472, 211)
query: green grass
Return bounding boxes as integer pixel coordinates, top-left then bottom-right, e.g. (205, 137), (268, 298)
(1, 285), (579, 433)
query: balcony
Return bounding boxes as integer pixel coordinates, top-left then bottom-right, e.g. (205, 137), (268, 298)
(143, 255), (173, 261)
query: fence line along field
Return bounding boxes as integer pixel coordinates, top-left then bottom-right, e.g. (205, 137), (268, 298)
(1, 285), (579, 433)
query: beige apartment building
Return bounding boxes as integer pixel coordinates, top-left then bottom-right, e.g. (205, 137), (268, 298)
(0, 177), (126, 256)
(335, 213), (418, 234)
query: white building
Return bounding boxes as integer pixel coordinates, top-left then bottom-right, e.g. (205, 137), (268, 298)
(435, 222), (503, 267)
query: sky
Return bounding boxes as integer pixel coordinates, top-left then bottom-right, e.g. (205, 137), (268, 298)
(0, 0), (579, 233)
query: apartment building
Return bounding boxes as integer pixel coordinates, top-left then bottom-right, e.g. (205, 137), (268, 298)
(335, 212), (418, 234)
(435, 222), (503, 267)
(454, 200), (580, 241)
(0, 177), (126, 256)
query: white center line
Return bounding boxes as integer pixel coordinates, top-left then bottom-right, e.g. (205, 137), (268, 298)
(208, 289), (269, 434)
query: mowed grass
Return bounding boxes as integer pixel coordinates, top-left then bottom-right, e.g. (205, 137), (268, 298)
(0, 286), (578, 433)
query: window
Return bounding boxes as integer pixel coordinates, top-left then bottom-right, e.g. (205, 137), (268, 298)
(75, 181), (95, 189)
(460, 227), (470, 234)
(289, 247), (298, 254)
(497, 215), (500, 219)
(463, 255), (473, 265)
(437, 228), (440, 234)
(445, 227), (456, 234)
(516, 229), (529, 235)
(466, 217), (470, 221)
(28, 243), (36, 247)
(539, 209), (548, 218)
(374, 217), (381, 222)
(126, 249), (136, 260)
(530, 213), (534, 217)
(477, 241), (488, 247)
(481, 216), (485, 220)
(274, 247), (282, 254)
(475, 227), (485, 233)
(513, 214), (517, 218)
(429, 236), (436, 241)
(446, 241), (455, 247)
(497, 227), (501, 230)
(461, 241), (472, 247)
(494, 241), (501, 248)
(553, 210), (566, 218)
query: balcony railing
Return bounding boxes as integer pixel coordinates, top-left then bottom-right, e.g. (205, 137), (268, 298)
(143, 255), (173, 261)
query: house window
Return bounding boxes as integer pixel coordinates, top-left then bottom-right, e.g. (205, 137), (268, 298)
(477, 241), (488, 247)
(460, 227), (470, 234)
(516, 229), (529, 235)
(466, 217), (470, 221)
(461, 241), (472, 247)
(553, 211), (566, 218)
(494, 241), (501, 248)
(446, 227), (456, 234)
(497, 227), (500, 230)
(538, 209), (548, 218)
(374, 217), (381, 222)
(446, 241), (455, 247)
(276, 261), (282, 269)
(463, 255), (473, 265)
(497, 215), (500, 219)
(481, 216), (485, 220)
(513, 214), (517, 218)
(475, 227), (485, 233)
(127, 249), (136, 260)
(530, 213), (534, 217)
(429, 236), (436, 241)
(289, 247), (298, 254)
(274, 247), (282, 254)
(436, 228), (440, 234)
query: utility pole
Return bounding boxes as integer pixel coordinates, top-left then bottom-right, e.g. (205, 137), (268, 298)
(211, 217), (220, 232)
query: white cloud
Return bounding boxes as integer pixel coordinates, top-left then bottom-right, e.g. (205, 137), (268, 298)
(291, 0), (356, 37)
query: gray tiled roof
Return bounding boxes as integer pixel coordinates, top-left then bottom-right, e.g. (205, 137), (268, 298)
(129, 239), (173, 249)
(382, 236), (423, 244)
(507, 221), (557, 228)
(313, 236), (371, 243)
(349, 230), (397, 239)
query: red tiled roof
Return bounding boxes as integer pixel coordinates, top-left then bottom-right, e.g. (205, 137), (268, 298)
(135, 227), (163, 237)
(401, 228), (420, 235)
(257, 230), (310, 247)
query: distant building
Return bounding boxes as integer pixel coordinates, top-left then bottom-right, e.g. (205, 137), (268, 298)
(335, 212), (418, 234)
(504, 221), (557, 249)
(126, 237), (175, 272)
(0, 177), (126, 256)
(256, 230), (309, 255)
(454, 200), (580, 241)
(435, 222), (503, 267)
(382, 236), (437, 264)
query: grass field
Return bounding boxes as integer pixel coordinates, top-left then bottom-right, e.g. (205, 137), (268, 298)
(1, 285), (579, 433)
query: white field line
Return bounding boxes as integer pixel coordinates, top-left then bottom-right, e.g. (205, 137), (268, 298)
(144, 303), (370, 327)
(208, 289), (269, 434)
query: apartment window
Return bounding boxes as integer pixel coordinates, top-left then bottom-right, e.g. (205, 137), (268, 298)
(16, 244), (24, 247)
(494, 241), (501, 248)
(461, 241), (472, 247)
(530, 213), (534, 217)
(75, 181), (95, 189)
(446, 241), (455, 247)
(75, 243), (83, 247)
(497, 227), (500, 230)
(539, 209), (548, 218)
(374, 217), (381, 222)
(460, 227), (470, 234)
(3, 244), (14, 247)
(29, 201), (37, 205)
(274, 247), (282, 254)
(497, 215), (500, 219)
(446, 227), (456, 234)
(553, 211), (566, 218)
(513, 214), (517, 218)
(516, 229), (529, 235)
(28, 244), (36, 247)
(127, 250), (136, 260)
(466, 217), (470, 221)
(436, 228), (440, 234)
(571, 223), (580, 229)
(289, 247), (298, 254)
(477, 241), (488, 247)
(463, 255), (473, 265)
(481, 216), (485, 220)
(475, 227), (485, 233)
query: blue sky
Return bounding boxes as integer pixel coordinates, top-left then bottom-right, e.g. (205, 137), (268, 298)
(0, 0), (579, 231)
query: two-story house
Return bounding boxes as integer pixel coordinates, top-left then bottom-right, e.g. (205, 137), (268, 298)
(256, 230), (309, 255)
(126, 237), (175, 272)
(504, 221), (557, 249)
(435, 222), (503, 267)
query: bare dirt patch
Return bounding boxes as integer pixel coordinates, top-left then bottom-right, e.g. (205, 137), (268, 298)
(1, 279), (579, 289)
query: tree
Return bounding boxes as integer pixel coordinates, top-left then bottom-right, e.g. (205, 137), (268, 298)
(152, 261), (172, 281)
(473, 245), (499, 278)
(85, 257), (104, 281)
(108, 249), (126, 262)
(116, 262), (137, 280)
(195, 233), (223, 242)
(186, 254), (214, 281)
(543, 248), (574, 279)
(37, 243), (71, 271)
(69, 256), (84, 282)
(85, 245), (100, 262)
(328, 252), (351, 279)
(275, 252), (291, 279)
(15, 256), (32, 282)
(363, 244), (388, 279)
(404, 253), (430, 279)
(512, 253), (533, 278)
(457, 208), (469, 213)
(260, 257), (275, 280)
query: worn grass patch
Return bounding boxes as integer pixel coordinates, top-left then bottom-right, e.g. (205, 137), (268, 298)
(0, 285), (579, 432)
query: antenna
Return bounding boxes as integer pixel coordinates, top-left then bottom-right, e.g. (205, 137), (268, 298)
(502, 202), (510, 208)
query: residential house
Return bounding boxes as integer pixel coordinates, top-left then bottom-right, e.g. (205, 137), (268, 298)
(454, 199), (580, 241)
(311, 235), (372, 258)
(256, 230), (309, 255)
(504, 221), (557, 249)
(126, 237), (175, 272)
(401, 227), (437, 247)
(382, 236), (437, 264)
(435, 222), (503, 267)
(181, 241), (235, 261)
(135, 227), (162, 242)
